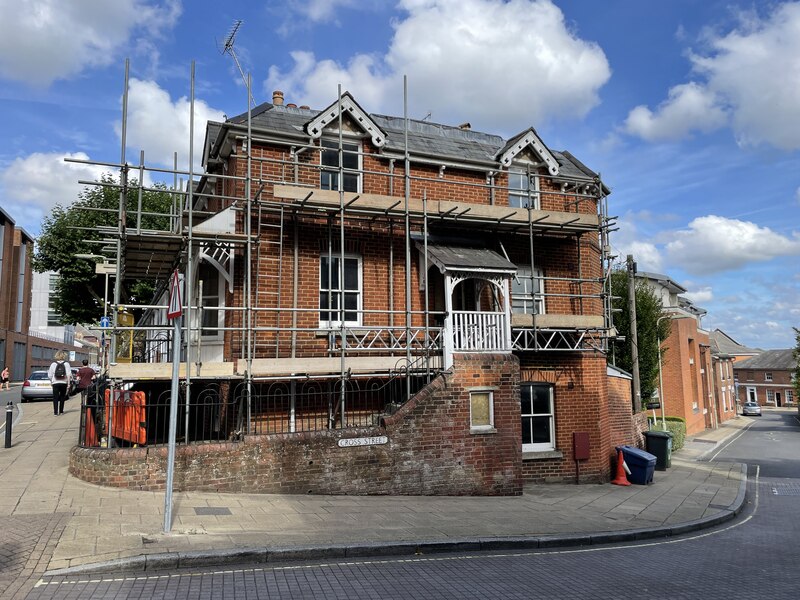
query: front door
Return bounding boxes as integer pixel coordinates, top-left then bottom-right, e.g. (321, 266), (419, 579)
(776, 392), (782, 407)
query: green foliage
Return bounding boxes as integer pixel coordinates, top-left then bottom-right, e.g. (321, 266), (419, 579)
(33, 175), (173, 325)
(609, 268), (672, 409)
(647, 416), (686, 451)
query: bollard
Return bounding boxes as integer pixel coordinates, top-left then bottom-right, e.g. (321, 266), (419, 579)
(4, 402), (12, 448)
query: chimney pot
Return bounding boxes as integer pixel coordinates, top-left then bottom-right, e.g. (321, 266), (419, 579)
(299, 105), (310, 110)
(458, 122), (471, 130)
(272, 90), (284, 106)
(287, 103), (297, 108)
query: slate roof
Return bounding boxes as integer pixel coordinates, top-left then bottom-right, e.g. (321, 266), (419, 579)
(211, 101), (602, 182)
(422, 243), (517, 274)
(709, 329), (762, 357)
(733, 349), (796, 371)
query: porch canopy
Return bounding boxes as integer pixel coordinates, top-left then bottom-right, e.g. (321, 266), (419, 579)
(417, 240), (516, 366)
(421, 242), (517, 278)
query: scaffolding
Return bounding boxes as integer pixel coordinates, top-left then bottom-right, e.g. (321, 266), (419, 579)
(69, 60), (617, 445)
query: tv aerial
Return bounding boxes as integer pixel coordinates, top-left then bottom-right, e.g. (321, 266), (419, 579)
(218, 20), (255, 107)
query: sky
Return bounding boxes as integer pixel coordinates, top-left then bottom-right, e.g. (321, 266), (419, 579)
(0, 0), (798, 349)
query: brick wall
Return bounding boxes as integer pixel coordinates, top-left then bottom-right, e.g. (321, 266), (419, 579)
(518, 353), (612, 483)
(70, 354), (523, 496)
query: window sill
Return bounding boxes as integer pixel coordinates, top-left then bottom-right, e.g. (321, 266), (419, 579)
(470, 427), (497, 435)
(522, 450), (562, 461)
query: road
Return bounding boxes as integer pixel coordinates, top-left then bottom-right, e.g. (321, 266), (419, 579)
(24, 409), (800, 599)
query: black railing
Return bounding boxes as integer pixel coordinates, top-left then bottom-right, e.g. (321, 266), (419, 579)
(77, 367), (436, 448)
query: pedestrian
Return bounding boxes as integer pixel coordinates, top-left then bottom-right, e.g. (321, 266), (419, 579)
(74, 359), (96, 402)
(1, 366), (9, 391)
(48, 350), (71, 416)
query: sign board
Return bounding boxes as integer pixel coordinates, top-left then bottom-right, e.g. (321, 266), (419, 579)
(167, 270), (182, 320)
(337, 436), (388, 448)
(95, 262), (117, 275)
(100, 316), (110, 329)
(646, 402), (661, 410)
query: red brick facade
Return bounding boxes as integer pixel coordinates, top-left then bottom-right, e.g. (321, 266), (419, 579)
(71, 354), (522, 495)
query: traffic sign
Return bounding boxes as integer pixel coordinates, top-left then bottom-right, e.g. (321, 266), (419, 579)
(100, 316), (110, 328)
(167, 270), (182, 320)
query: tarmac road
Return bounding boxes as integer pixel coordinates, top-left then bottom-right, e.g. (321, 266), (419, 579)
(22, 411), (800, 599)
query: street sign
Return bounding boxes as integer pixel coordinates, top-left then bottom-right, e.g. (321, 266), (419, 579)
(167, 270), (182, 320)
(100, 316), (110, 328)
(95, 262), (117, 275)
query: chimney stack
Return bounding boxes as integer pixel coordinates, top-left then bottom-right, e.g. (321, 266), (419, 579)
(458, 122), (471, 130)
(272, 90), (284, 106)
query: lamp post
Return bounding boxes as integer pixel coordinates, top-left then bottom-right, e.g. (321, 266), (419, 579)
(75, 254), (116, 368)
(656, 314), (670, 431)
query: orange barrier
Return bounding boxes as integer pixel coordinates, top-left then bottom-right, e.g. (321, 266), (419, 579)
(104, 389), (147, 445)
(83, 407), (99, 447)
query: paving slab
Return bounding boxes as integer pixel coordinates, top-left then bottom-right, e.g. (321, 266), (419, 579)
(0, 395), (759, 580)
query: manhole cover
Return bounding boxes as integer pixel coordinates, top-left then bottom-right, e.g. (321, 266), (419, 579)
(771, 484), (800, 496)
(194, 507), (232, 515)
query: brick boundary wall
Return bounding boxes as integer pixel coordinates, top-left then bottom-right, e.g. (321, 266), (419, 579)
(69, 354), (523, 496)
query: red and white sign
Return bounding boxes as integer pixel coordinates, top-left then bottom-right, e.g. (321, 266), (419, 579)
(167, 270), (182, 320)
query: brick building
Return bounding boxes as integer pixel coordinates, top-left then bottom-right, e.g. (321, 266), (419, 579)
(709, 329), (760, 421)
(734, 349), (796, 408)
(0, 207), (92, 381)
(71, 89), (643, 494)
(638, 272), (715, 436)
(0, 207), (34, 380)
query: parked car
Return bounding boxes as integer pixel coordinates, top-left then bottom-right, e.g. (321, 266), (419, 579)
(742, 402), (762, 416)
(21, 371), (53, 402)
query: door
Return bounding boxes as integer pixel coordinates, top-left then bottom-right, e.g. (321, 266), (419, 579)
(776, 392), (782, 407)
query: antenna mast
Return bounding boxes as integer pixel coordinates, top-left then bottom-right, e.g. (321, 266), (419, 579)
(220, 20), (255, 107)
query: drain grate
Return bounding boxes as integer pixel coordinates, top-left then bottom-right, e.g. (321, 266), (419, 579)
(194, 506), (232, 515)
(771, 484), (800, 496)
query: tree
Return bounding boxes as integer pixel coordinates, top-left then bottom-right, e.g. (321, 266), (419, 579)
(609, 268), (672, 407)
(33, 175), (173, 325)
(793, 327), (800, 402)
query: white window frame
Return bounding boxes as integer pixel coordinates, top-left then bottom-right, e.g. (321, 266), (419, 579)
(521, 383), (555, 452)
(199, 262), (224, 340)
(47, 273), (61, 326)
(511, 265), (545, 315)
(766, 389), (775, 404)
(765, 372), (773, 382)
(320, 137), (362, 193)
(786, 389), (794, 404)
(469, 389), (495, 433)
(508, 166), (540, 209)
(319, 253), (362, 328)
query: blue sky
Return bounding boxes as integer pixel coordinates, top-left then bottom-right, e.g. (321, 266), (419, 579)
(0, 0), (798, 349)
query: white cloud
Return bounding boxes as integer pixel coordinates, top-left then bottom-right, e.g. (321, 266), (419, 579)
(690, 2), (800, 150)
(294, 0), (360, 22)
(122, 79), (226, 170)
(682, 286), (713, 304)
(626, 3), (800, 149)
(665, 215), (800, 275)
(267, 0), (611, 131)
(609, 214), (664, 272)
(0, 152), (110, 233)
(623, 82), (727, 142)
(0, 0), (181, 86)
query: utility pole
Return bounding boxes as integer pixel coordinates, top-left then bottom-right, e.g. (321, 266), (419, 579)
(627, 255), (641, 413)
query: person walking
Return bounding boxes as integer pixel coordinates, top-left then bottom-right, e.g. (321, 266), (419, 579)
(1, 366), (9, 391)
(74, 359), (96, 402)
(48, 350), (71, 416)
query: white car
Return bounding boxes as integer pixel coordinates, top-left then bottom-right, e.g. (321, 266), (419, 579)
(742, 402), (762, 416)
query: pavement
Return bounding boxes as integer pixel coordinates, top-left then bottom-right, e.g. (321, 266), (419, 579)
(0, 390), (767, 590)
